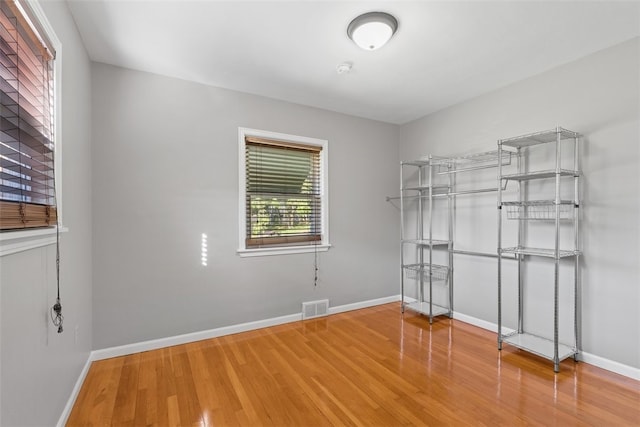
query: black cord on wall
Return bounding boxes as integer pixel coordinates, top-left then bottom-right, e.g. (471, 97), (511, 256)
(314, 239), (319, 287)
(50, 156), (63, 333)
(50, 222), (63, 333)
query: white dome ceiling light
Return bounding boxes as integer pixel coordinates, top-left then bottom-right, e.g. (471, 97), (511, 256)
(347, 12), (398, 51)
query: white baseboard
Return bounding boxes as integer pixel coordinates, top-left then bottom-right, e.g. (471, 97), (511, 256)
(56, 354), (92, 427)
(328, 295), (401, 315)
(580, 351), (640, 381)
(91, 312), (303, 361)
(453, 311), (515, 335)
(92, 294), (402, 361)
(453, 311), (640, 380)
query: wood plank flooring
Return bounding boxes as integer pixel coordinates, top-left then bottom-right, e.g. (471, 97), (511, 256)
(67, 303), (640, 426)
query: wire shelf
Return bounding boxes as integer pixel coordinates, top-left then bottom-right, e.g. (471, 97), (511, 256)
(401, 185), (449, 194)
(403, 263), (449, 281)
(501, 332), (577, 362)
(501, 247), (581, 258)
(402, 239), (450, 246)
(435, 149), (515, 173)
(404, 301), (450, 318)
(402, 155), (449, 167)
(502, 200), (575, 220)
(499, 127), (580, 148)
(501, 169), (580, 181)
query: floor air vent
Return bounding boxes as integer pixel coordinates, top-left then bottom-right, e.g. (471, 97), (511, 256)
(302, 299), (329, 320)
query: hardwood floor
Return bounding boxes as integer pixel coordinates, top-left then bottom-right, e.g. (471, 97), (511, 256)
(67, 303), (640, 426)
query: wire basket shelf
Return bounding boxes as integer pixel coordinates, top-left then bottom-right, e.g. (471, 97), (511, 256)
(503, 201), (574, 220)
(403, 263), (449, 281)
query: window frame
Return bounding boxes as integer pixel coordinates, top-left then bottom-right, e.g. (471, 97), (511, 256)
(237, 127), (330, 257)
(0, 0), (65, 257)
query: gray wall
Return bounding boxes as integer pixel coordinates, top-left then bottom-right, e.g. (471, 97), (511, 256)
(91, 63), (399, 349)
(0, 1), (93, 426)
(399, 38), (639, 368)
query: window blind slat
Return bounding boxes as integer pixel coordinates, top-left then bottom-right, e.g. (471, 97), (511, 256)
(0, 12), (48, 98)
(1, 114), (51, 147)
(0, 180), (52, 197)
(0, 59), (16, 81)
(1, 80), (48, 127)
(0, 114), (53, 153)
(0, 153), (53, 175)
(0, 141), (52, 168)
(0, 100), (50, 141)
(0, 171), (53, 191)
(0, 155), (53, 177)
(0, 156), (53, 180)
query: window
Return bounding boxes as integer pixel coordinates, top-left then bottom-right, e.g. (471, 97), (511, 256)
(238, 128), (329, 256)
(0, 0), (56, 231)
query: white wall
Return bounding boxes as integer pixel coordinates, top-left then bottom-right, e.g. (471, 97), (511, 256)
(91, 63), (399, 349)
(0, 1), (93, 425)
(399, 38), (639, 369)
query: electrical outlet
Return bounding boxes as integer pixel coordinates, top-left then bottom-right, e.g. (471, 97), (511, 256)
(74, 325), (79, 344)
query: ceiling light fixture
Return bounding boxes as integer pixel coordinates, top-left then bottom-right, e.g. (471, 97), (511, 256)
(347, 11), (398, 51)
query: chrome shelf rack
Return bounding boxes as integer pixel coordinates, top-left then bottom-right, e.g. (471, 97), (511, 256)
(400, 149), (513, 323)
(497, 127), (582, 373)
(400, 155), (453, 323)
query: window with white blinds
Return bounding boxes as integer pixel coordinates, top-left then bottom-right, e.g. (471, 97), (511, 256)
(245, 136), (322, 248)
(238, 128), (329, 255)
(0, 0), (56, 230)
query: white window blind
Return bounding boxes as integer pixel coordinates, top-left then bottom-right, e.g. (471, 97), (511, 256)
(0, 0), (56, 230)
(245, 136), (322, 248)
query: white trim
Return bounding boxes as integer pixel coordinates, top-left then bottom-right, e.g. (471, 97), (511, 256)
(0, 227), (68, 257)
(452, 311), (515, 335)
(237, 127), (330, 257)
(452, 311), (639, 380)
(238, 244), (331, 257)
(56, 355), (92, 427)
(92, 312), (302, 361)
(580, 351), (640, 381)
(20, 1), (60, 52)
(328, 295), (401, 315)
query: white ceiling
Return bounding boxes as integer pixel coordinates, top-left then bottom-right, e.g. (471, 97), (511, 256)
(67, 1), (640, 124)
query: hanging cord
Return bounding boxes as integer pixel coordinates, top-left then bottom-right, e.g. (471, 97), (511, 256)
(49, 131), (62, 333)
(314, 239), (318, 287)
(50, 216), (62, 333)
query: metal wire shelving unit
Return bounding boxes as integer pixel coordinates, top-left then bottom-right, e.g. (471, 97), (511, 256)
(400, 149), (513, 323)
(497, 126), (582, 373)
(400, 155), (453, 323)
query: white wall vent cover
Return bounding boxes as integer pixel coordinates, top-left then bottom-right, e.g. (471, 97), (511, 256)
(302, 299), (329, 320)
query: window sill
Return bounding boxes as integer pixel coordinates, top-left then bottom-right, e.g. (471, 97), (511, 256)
(237, 244), (331, 258)
(0, 226), (68, 257)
